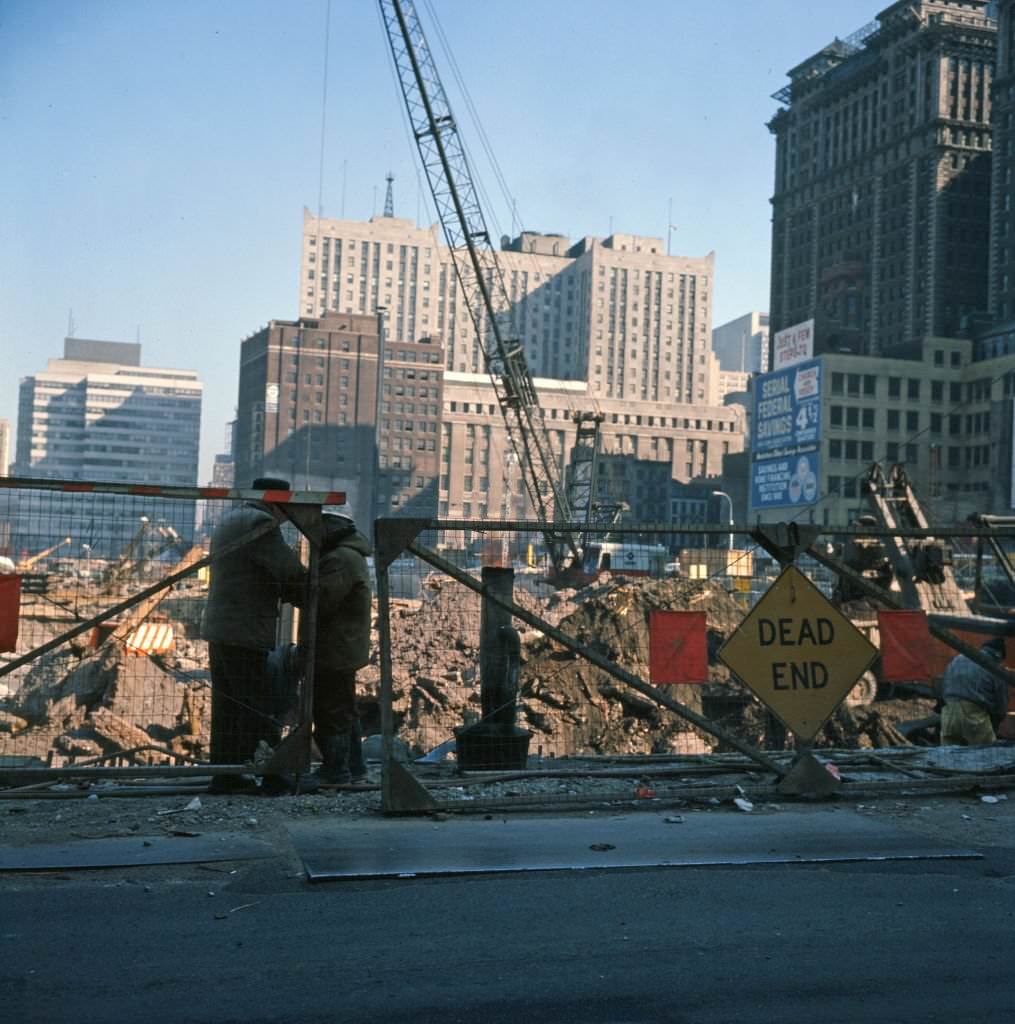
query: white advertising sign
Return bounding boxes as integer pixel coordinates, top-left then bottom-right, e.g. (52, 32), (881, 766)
(773, 319), (814, 371)
(265, 383), (279, 414)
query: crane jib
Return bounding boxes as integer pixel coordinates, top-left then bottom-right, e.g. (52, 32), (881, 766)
(379, 0), (587, 574)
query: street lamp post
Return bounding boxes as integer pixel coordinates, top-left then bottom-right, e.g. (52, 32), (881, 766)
(712, 490), (734, 552)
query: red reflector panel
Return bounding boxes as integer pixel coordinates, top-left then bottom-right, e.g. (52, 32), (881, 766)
(649, 610), (708, 685)
(877, 610), (932, 682)
(0, 574), (22, 652)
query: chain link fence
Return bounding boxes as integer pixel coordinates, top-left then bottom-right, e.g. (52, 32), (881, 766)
(0, 478), (334, 783)
(373, 516), (1015, 812)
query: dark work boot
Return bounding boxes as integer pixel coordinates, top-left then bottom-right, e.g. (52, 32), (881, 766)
(349, 718), (367, 784)
(316, 731), (352, 785)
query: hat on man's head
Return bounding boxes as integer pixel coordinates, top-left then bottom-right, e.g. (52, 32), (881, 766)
(252, 477), (291, 491)
(321, 504), (356, 529)
(982, 636), (1007, 658)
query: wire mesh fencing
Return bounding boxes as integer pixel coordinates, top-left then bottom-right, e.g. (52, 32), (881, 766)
(374, 517), (1003, 811)
(0, 478), (327, 781)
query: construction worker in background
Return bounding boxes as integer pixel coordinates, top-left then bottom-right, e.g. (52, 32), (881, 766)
(939, 636), (1011, 746)
(312, 506), (373, 785)
(202, 477), (306, 794)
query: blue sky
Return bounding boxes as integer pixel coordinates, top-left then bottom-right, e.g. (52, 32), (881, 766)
(1, 0), (879, 481)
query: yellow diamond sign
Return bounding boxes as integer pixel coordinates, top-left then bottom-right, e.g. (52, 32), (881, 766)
(718, 565), (877, 742)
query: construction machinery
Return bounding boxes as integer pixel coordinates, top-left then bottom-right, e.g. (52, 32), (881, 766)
(102, 517), (151, 589)
(835, 463), (971, 617)
(16, 536), (72, 572)
(379, 0), (599, 579)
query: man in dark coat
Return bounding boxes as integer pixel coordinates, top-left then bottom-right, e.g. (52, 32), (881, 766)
(313, 507), (373, 784)
(202, 477), (306, 791)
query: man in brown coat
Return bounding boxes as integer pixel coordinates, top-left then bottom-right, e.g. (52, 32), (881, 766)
(312, 507), (373, 784)
(202, 478), (306, 792)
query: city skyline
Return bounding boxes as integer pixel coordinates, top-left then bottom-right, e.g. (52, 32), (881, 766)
(1, 0), (880, 482)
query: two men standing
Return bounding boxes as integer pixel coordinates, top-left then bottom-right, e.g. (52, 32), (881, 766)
(202, 479), (372, 792)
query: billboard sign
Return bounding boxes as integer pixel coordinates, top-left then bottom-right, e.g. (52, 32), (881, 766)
(750, 358), (822, 512)
(772, 319), (814, 371)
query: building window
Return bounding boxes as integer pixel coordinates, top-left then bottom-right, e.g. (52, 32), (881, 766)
(888, 410), (900, 431)
(830, 405), (843, 428)
(861, 409), (875, 430)
(906, 411), (919, 432)
(888, 377), (901, 399)
(831, 373), (844, 396)
(907, 379), (920, 400)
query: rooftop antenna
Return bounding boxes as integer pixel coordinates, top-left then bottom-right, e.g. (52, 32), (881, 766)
(67, 309), (76, 338)
(316, 0), (332, 223)
(383, 171), (395, 217)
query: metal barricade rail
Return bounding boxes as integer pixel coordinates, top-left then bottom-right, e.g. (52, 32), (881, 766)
(373, 516), (1015, 813)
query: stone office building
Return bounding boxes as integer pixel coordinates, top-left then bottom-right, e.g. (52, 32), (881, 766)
(768, 1), (997, 358)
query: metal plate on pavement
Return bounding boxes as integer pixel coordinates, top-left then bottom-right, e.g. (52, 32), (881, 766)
(287, 811), (979, 881)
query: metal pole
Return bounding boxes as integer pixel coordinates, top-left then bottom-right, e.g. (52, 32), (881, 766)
(371, 305), (388, 525)
(377, 557), (395, 765)
(713, 490), (734, 551)
(297, 526), (321, 775)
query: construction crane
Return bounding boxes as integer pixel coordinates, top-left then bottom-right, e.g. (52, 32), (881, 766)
(379, 0), (592, 576)
(103, 516), (151, 588)
(17, 536), (72, 572)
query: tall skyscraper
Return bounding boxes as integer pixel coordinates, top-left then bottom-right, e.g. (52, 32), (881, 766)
(14, 338), (202, 485)
(990, 0), (1015, 320)
(10, 338), (202, 556)
(768, 1), (997, 357)
(300, 211), (717, 405)
(0, 418), (10, 477)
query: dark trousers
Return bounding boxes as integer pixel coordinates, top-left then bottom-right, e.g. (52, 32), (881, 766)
(313, 666), (358, 745)
(209, 643), (280, 765)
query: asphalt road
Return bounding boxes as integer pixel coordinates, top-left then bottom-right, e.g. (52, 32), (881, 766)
(3, 843), (1014, 1024)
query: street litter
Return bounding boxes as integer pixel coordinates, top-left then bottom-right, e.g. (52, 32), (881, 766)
(733, 797), (754, 813)
(663, 815), (684, 824)
(589, 843), (616, 852)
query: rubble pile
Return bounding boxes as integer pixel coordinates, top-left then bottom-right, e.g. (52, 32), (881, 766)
(0, 568), (938, 768)
(517, 576), (747, 757)
(0, 635), (210, 763)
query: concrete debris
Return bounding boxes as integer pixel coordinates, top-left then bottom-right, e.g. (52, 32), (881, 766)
(0, 631), (210, 765)
(0, 566), (942, 771)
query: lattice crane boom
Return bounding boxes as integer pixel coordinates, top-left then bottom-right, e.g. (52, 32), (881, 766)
(379, 0), (579, 570)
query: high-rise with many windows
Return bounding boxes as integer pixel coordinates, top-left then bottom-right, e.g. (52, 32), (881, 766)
(299, 210), (717, 405)
(768, 1), (997, 358)
(14, 338), (202, 486)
